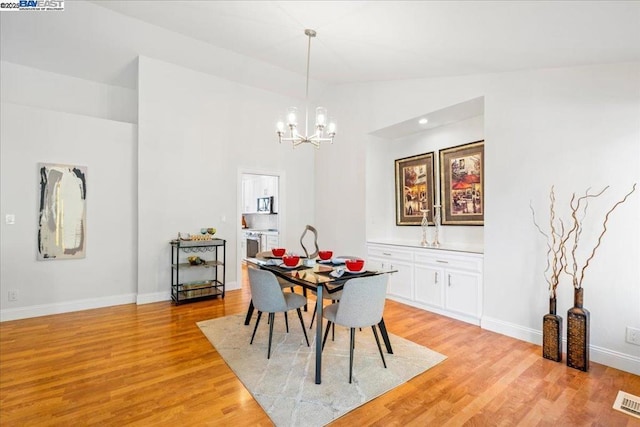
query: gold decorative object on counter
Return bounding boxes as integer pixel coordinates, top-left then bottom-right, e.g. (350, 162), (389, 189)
(191, 234), (213, 241)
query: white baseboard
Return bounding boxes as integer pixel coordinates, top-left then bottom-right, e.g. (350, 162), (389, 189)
(1, 283), (240, 320)
(136, 282), (239, 304)
(225, 280), (240, 291)
(481, 316), (640, 375)
(136, 291), (171, 305)
(387, 295), (481, 326)
(481, 316), (542, 345)
(0, 293), (137, 322)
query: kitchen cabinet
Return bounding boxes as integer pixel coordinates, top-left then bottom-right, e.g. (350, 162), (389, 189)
(242, 175), (278, 214)
(367, 242), (483, 325)
(265, 234), (280, 251)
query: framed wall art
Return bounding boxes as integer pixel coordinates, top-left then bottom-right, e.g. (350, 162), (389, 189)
(395, 152), (435, 226)
(37, 163), (87, 260)
(439, 140), (484, 225)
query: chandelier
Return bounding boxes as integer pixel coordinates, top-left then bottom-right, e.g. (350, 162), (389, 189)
(276, 29), (336, 148)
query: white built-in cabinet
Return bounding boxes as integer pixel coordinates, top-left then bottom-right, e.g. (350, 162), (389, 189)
(367, 242), (483, 325)
(367, 245), (414, 300)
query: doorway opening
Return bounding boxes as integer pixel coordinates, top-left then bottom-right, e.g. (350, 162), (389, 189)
(236, 170), (284, 289)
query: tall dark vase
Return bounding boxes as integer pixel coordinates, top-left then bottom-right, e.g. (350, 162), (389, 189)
(543, 297), (562, 362)
(567, 287), (590, 371)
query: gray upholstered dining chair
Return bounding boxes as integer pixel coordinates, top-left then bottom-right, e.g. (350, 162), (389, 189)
(248, 268), (310, 359)
(247, 255), (299, 332)
(307, 255), (357, 330)
(321, 274), (389, 383)
(308, 285), (342, 330)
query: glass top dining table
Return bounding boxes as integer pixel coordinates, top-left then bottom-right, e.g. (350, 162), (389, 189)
(244, 253), (396, 384)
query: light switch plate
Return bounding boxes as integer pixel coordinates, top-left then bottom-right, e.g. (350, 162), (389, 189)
(5, 214), (15, 225)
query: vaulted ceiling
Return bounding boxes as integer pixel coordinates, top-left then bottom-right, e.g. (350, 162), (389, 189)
(2, 1), (639, 94)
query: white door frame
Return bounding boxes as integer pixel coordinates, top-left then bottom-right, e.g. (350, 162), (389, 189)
(236, 167), (286, 288)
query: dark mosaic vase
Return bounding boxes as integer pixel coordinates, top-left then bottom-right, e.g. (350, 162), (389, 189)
(567, 287), (590, 372)
(543, 297), (562, 362)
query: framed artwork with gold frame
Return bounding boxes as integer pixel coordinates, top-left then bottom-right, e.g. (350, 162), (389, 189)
(395, 152), (435, 226)
(439, 140), (484, 225)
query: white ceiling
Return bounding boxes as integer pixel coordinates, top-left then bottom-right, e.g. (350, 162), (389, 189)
(1, 1), (640, 93)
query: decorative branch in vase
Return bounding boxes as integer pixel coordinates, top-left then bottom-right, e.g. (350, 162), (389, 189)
(531, 186), (573, 362)
(563, 184), (637, 289)
(531, 186), (572, 300)
(562, 183), (636, 371)
(532, 183), (637, 368)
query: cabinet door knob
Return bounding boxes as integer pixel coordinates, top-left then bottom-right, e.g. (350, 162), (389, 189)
(448, 274), (452, 287)
(437, 260), (448, 264)
(382, 252), (392, 256)
(435, 272), (438, 284)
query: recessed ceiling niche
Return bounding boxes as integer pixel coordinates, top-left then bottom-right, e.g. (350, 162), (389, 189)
(370, 96), (484, 139)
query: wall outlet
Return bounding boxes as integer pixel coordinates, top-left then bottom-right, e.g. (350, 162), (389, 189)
(8, 290), (18, 301)
(626, 326), (640, 346)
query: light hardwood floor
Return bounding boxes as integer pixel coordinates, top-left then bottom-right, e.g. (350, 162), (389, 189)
(1, 272), (639, 426)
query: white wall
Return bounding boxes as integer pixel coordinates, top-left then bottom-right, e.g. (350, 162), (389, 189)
(1, 61), (137, 124)
(367, 115), (484, 247)
(137, 56), (315, 302)
(317, 62), (640, 373)
(0, 103), (137, 321)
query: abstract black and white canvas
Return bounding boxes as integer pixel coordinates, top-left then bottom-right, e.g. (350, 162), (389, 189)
(37, 163), (87, 260)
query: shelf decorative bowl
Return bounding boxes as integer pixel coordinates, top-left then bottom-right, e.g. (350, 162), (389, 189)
(188, 256), (204, 265)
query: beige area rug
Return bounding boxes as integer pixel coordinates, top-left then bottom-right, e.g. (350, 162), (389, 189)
(197, 310), (446, 426)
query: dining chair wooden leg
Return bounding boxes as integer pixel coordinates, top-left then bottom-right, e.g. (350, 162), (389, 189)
(349, 328), (356, 383)
(296, 308), (310, 347)
(371, 325), (387, 368)
(322, 320), (332, 350)
(267, 312), (275, 359)
(250, 311), (263, 344)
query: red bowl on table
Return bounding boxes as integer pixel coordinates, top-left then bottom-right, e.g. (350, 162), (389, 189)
(282, 255), (300, 267)
(271, 248), (286, 257)
(345, 258), (365, 272)
(318, 250), (333, 261)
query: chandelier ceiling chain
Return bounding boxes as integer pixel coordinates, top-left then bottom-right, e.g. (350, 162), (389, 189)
(276, 29), (336, 148)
